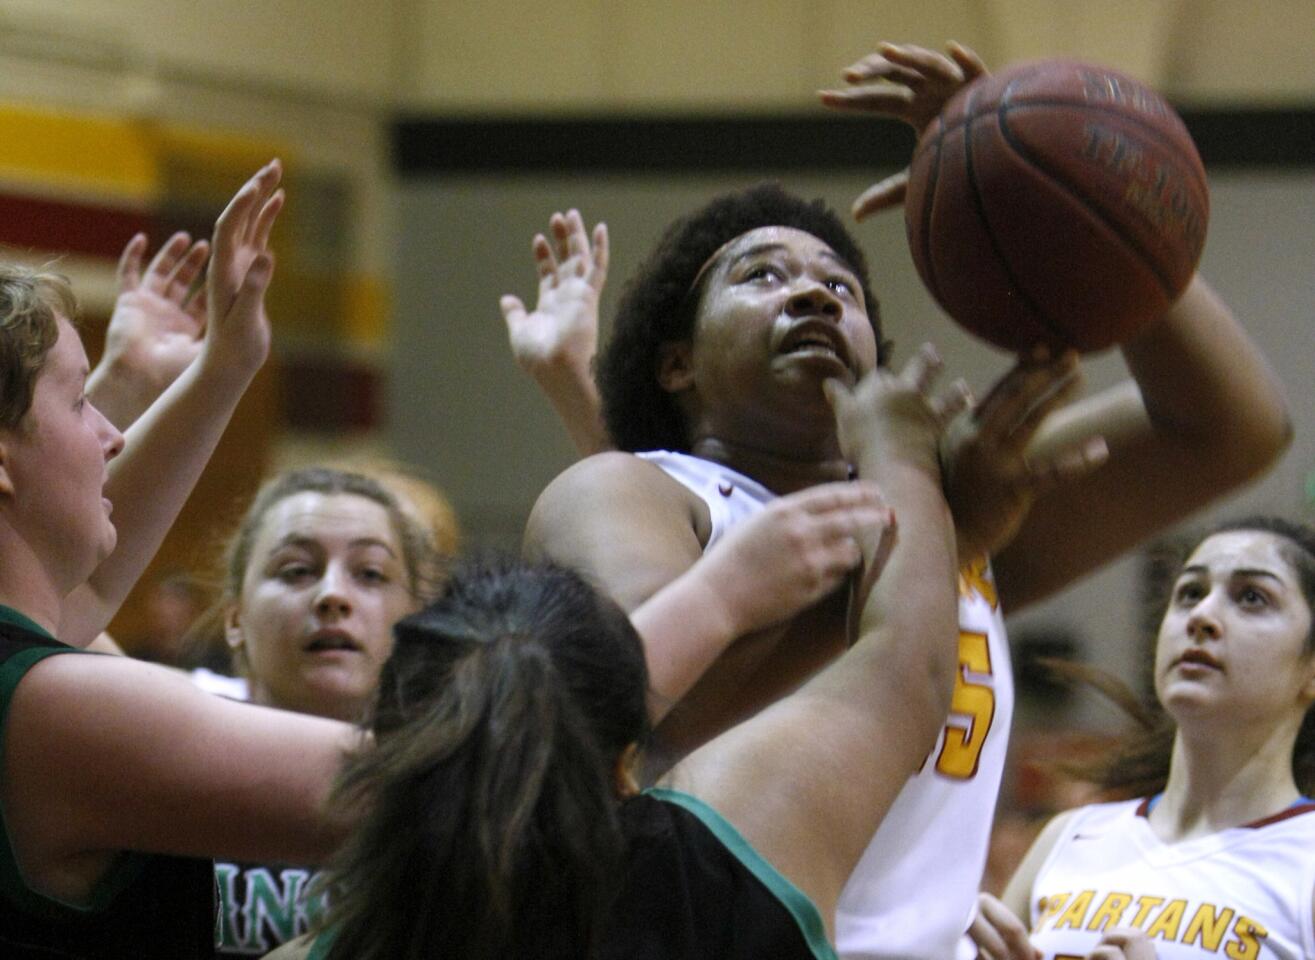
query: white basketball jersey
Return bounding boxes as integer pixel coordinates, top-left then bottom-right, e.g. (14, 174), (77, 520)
(640, 450), (1014, 960)
(1028, 798), (1315, 960)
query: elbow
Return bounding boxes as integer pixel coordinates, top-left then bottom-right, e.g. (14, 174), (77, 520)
(1222, 401), (1293, 486)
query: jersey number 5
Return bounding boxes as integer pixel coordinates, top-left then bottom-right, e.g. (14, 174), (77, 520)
(934, 630), (996, 779)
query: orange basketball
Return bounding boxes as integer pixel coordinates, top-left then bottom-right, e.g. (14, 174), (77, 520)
(904, 59), (1209, 353)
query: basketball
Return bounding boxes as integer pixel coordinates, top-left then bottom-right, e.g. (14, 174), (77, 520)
(904, 59), (1208, 353)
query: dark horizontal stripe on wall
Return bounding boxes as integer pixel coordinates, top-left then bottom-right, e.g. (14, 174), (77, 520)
(0, 193), (153, 260)
(393, 108), (1314, 175)
(280, 354), (380, 432)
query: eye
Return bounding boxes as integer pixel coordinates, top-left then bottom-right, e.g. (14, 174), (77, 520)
(826, 276), (855, 297)
(275, 563), (315, 584)
(1173, 581), (1204, 605)
(744, 264), (784, 284)
(357, 566), (390, 585)
(1237, 586), (1270, 609)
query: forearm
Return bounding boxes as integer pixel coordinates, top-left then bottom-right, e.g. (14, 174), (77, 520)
(1122, 275), (1290, 467)
(632, 568), (741, 723)
(61, 360), (255, 644)
(85, 356), (160, 431)
(534, 362), (611, 457)
(848, 458), (958, 742)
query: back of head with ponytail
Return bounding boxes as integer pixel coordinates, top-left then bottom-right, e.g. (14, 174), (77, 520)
(321, 556), (649, 960)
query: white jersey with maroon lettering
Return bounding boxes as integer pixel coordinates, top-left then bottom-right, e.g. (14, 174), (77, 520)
(1027, 798), (1315, 960)
(638, 450), (1014, 960)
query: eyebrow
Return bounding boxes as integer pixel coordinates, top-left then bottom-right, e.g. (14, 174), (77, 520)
(271, 533), (399, 557)
(725, 242), (857, 277)
(1179, 564), (1284, 584)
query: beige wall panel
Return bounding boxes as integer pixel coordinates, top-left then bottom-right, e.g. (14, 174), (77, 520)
(397, 0), (608, 110)
(815, 0), (998, 85)
(603, 0), (810, 109)
(1169, 0), (1315, 102)
(987, 0), (1185, 83)
(0, 0), (395, 101)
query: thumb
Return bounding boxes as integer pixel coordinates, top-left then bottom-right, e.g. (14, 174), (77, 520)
(499, 294), (526, 325)
(822, 377), (848, 412)
(229, 253), (274, 322)
(853, 171), (909, 221)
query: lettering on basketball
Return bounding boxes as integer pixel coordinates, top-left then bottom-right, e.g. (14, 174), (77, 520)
(934, 630), (996, 779)
(1036, 889), (1268, 955)
(1082, 123), (1205, 256)
(1080, 71), (1171, 119)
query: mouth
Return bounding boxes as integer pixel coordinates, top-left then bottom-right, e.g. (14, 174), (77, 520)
(778, 319), (854, 376)
(102, 497), (113, 515)
(304, 630), (362, 654)
(1173, 648), (1223, 671)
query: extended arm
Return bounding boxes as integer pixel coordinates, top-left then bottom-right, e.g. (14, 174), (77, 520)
(670, 349), (963, 937)
(3, 652), (356, 903)
(500, 209), (612, 457)
(528, 453), (877, 724)
(993, 275), (1290, 609)
(60, 162), (285, 646)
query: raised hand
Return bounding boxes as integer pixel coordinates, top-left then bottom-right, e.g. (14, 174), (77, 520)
(704, 480), (894, 638)
(500, 209), (611, 456)
(202, 159), (284, 384)
(86, 231), (211, 428)
(500, 208), (607, 381)
(826, 342), (972, 479)
(943, 347), (1108, 564)
(819, 41), (987, 219)
(968, 892), (1041, 960)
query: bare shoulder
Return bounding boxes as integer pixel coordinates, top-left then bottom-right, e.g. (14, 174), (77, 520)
(524, 452), (710, 610)
(528, 452), (700, 526)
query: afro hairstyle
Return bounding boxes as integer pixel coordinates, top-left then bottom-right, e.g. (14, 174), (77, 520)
(597, 183), (889, 453)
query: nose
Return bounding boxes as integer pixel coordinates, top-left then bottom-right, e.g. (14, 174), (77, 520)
(786, 280), (842, 319)
(1185, 595), (1222, 642)
(314, 566), (353, 617)
(94, 404), (125, 461)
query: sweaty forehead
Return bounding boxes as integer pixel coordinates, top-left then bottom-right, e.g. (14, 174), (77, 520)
(714, 226), (850, 273)
(255, 491), (400, 552)
(1187, 531), (1295, 581)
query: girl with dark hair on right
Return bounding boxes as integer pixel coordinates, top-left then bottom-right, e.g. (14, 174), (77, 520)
(271, 347), (967, 960)
(969, 517), (1315, 960)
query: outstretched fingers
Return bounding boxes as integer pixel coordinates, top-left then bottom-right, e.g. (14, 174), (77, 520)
(141, 232), (192, 294)
(116, 233), (149, 292)
(163, 239), (210, 305)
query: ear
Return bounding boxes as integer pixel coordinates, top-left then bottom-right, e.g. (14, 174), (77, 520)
(223, 604), (244, 651)
(1300, 659), (1315, 704)
(612, 742), (642, 800)
(0, 439), (14, 499)
(656, 341), (695, 394)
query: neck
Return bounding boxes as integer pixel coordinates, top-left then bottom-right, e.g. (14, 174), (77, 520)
(689, 435), (850, 494)
(1151, 717), (1304, 841)
(250, 682), (369, 724)
(0, 532), (68, 638)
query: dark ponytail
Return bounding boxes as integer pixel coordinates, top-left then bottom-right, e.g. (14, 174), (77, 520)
(321, 557), (649, 960)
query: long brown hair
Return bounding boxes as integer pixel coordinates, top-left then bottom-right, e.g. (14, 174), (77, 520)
(320, 557), (649, 960)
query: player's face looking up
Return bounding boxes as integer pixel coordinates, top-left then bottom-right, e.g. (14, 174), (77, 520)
(1154, 529), (1315, 728)
(661, 227), (878, 449)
